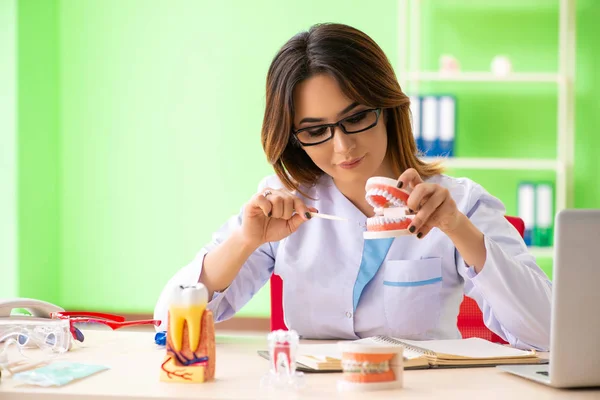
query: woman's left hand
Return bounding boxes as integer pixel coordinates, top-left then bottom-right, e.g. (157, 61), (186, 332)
(397, 168), (463, 239)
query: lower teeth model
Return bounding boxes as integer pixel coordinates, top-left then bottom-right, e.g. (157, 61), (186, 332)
(364, 177), (414, 239)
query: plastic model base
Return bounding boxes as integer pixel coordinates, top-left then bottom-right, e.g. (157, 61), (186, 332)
(363, 229), (413, 239)
(337, 379), (403, 392)
(260, 370), (305, 392)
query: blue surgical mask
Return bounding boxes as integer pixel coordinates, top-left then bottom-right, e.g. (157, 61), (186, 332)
(12, 361), (109, 387)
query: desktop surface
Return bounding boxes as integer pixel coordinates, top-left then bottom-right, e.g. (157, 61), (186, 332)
(1, 330), (599, 400)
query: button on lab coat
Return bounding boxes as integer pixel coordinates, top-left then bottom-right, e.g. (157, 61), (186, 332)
(154, 174), (552, 351)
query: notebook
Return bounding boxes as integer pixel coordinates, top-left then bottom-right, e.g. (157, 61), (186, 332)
(259, 336), (546, 373)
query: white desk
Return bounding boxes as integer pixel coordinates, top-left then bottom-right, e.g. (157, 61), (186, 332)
(0, 330), (598, 400)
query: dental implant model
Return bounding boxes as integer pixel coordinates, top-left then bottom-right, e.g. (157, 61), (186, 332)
(159, 283), (215, 383)
(364, 177), (414, 239)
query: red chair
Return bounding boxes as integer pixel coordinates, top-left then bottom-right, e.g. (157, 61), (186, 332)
(270, 275), (287, 331)
(270, 216), (525, 344)
(459, 216), (523, 343)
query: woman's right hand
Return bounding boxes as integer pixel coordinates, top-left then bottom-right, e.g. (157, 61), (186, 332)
(240, 188), (317, 247)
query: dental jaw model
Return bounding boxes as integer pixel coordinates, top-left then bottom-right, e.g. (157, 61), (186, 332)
(159, 284), (215, 383)
(364, 177), (414, 239)
(337, 342), (403, 392)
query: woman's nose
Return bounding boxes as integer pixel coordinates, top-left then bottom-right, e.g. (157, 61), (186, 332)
(331, 126), (355, 153)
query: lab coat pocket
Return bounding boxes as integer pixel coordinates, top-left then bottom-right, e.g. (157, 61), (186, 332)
(382, 257), (442, 336)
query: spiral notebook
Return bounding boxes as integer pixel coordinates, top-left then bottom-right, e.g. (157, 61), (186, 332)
(259, 336), (545, 372)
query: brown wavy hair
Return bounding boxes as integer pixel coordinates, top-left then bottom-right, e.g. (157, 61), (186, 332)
(261, 23), (444, 193)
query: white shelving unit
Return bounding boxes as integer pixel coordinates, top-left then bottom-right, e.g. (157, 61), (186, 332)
(529, 247), (555, 259)
(421, 157), (561, 171)
(406, 72), (562, 83)
(398, 0), (576, 258)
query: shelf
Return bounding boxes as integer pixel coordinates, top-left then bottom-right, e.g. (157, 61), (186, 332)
(406, 72), (561, 83)
(529, 246), (554, 258)
(421, 157), (561, 171)
(399, 0), (575, 214)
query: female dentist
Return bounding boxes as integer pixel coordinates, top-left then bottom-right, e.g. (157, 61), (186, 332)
(155, 23), (551, 351)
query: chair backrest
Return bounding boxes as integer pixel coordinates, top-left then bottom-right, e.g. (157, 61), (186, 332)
(458, 215), (523, 343)
(505, 215), (525, 237)
(270, 216), (525, 343)
(270, 274), (286, 331)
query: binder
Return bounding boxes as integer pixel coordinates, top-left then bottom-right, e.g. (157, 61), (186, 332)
(421, 96), (439, 156)
(438, 95), (456, 157)
(517, 182), (535, 246)
(409, 96), (422, 153)
(534, 183), (554, 247)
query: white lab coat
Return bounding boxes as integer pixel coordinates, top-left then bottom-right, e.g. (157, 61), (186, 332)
(154, 173), (552, 351)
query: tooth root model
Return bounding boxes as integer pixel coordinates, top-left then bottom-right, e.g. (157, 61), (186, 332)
(364, 177), (414, 239)
(260, 329), (305, 390)
(159, 283), (215, 383)
(269, 330), (298, 377)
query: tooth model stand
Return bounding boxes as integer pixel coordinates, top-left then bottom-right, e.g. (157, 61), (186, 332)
(159, 283), (215, 383)
(364, 176), (414, 239)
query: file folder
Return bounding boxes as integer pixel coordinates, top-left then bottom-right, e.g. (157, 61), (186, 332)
(421, 96), (438, 156)
(438, 96), (456, 157)
(409, 96), (422, 153)
(534, 183), (554, 247)
(518, 182), (535, 246)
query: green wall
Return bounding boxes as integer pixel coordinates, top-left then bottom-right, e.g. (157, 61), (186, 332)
(7, 1), (599, 317)
(0, 0), (17, 298)
(57, 0), (398, 315)
(573, 2), (600, 209)
(16, 0), (61, 303)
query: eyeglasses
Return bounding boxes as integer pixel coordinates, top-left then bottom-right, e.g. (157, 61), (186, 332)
(50, 311), (160, 343)
(0, 313), (160, 375)
(292, 108), (382, 146)
(0, 318), (71, 373)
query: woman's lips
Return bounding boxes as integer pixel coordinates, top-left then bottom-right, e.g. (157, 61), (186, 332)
(338, 156), (364, 169)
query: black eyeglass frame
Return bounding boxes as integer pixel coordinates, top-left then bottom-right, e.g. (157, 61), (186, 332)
(291, 108), (382, 146)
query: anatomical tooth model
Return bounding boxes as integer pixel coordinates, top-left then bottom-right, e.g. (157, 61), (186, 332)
(159, 283), (215, 383)
(364, 177), (414, 239)
(260, 329), (305, 391)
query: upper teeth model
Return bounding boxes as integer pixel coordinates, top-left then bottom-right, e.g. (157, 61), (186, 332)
(168, 284), (209, 353)
(364, 177), (414, 239)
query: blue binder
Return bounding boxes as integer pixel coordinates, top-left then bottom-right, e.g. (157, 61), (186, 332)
(534, 182), (554, 247)
(421, 96), (438, 156)
(518, 182), (535, 246)
(438, 95), (456, 157)
(409, 96), (423, 153)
